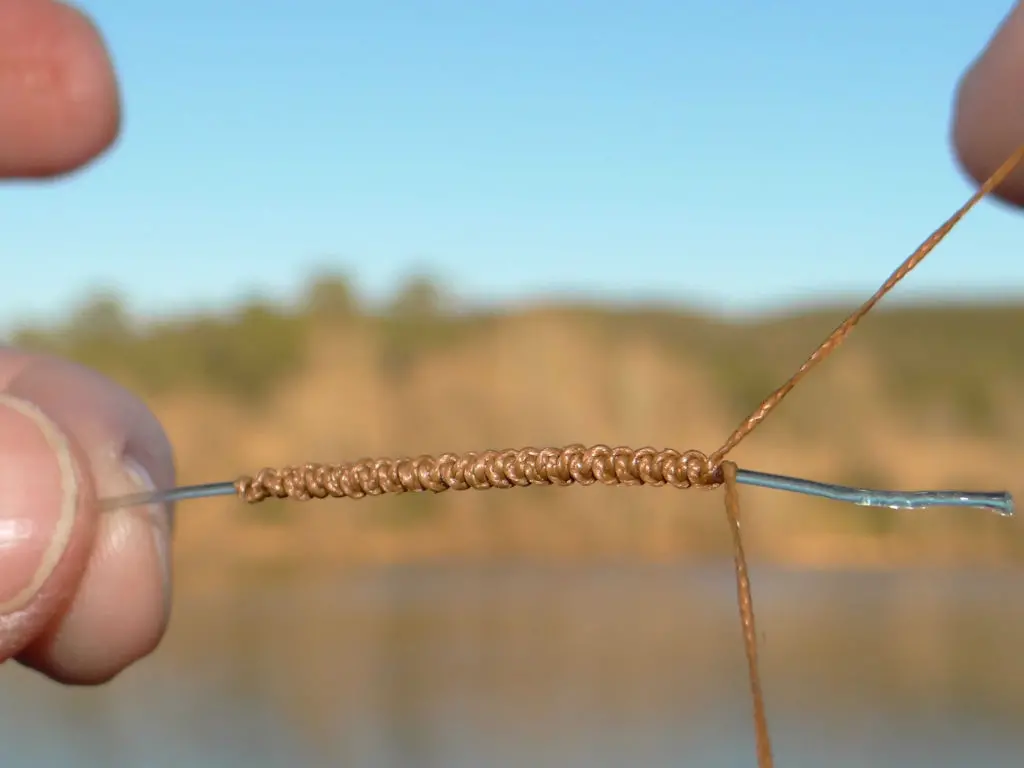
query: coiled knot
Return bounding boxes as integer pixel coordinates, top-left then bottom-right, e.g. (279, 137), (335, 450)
(234, 445), (723, 504)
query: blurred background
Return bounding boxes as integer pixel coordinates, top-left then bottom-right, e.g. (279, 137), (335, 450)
(3, 0), (1024, 765)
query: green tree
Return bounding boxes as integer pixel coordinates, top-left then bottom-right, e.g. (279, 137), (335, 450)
(305, 271), (358, 321)
(67, 291), (133, 342)
(389, 273), (443, 319)
(379, 274), (446, 378)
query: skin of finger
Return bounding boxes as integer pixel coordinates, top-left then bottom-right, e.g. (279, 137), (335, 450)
(0, 351), (176, 684)
(0, 0), (120, 178)
(0, 406), (97, 663)
(952, 1), (1024, 207)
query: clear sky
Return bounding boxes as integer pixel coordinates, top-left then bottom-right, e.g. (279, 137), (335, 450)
(2, 0), (1022, 329)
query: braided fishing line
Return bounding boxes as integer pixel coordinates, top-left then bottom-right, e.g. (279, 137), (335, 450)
(101, 461), (1013, 516)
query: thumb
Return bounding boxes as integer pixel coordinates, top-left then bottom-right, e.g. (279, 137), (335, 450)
(0, 393), (96, 652)
(0, 352), (175, 684)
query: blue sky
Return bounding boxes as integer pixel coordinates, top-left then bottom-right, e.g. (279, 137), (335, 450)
(1, 0), (1022, 329)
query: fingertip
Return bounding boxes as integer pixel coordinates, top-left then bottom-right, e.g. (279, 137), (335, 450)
(0, 0), (121, 178)
(951, 2), (1024, 206)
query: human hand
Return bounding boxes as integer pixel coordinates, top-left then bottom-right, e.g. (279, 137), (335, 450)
(953, 1), (1024, 206)
(0, 0), (174, 684)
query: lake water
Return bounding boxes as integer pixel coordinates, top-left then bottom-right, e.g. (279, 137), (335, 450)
(2, 562), (1023, 766)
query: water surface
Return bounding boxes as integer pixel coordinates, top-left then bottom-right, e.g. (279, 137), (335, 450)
(3, 563), (1022, 766)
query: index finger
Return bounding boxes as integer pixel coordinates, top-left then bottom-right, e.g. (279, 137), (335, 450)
(0, 0), (120, 178)
(953, 2), (1024, 207)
